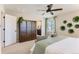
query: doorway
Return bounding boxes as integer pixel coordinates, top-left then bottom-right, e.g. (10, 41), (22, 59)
(4, 14), (17, 46)
(36, 21), (42, 35)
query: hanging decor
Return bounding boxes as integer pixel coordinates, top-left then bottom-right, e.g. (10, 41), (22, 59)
(75, 24), (79, 28)
(67, 23), (72, 28)
(60, 26), (65, 31)
(63, 20), (67, 24)
(68, 29), (74, 33)
(58, 16), (79, 34)
(73, 16), (79, 22)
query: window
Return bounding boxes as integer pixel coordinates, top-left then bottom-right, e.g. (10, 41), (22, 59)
(46, 17), (55, 35)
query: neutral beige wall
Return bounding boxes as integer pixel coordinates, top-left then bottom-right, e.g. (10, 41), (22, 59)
(5, 9), (46, 36)
(0, 5), (2, 43)
(0, 5), (5, 44)
(0, 5), (5, 51)
(56, 10), (79, 37)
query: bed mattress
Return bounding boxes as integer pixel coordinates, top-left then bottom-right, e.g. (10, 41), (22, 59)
(32, 36), (67, 54)
(45, 37), (79, 54)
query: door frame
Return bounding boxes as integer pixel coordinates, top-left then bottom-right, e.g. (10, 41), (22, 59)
(1, 11), (5, 48)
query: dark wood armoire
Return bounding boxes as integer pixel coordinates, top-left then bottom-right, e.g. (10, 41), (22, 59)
(18, 20), (37, 42)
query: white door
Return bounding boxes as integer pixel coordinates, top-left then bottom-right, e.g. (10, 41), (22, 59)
(5, 14), (17, 46)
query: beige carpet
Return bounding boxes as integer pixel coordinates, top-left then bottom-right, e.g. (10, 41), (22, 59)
(2, 40), (35, 54)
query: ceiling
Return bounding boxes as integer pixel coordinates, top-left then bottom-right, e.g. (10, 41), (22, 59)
(4, 4), (79, 18)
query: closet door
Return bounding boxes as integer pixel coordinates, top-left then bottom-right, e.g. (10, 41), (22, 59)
(5, 14), (17, 46)
(31, 21), (36, 40)
(19, 21), (27, 42)
(26, 21), (32, 41)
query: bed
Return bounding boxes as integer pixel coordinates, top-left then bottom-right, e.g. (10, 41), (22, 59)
(31, 36), (79, 54)
(45, 37), (79, 54)
(31, 36), (67, 54)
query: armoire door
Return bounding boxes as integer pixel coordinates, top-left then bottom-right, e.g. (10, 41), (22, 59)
(26, 21), (32, 41)
(19, 21), (27, 42)
(31, 21), (36, 40)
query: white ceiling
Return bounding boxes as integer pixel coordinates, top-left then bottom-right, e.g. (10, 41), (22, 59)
(4, 4), (79, 17)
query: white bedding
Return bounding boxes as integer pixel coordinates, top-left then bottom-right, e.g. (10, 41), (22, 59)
(45, 37), (79, 54)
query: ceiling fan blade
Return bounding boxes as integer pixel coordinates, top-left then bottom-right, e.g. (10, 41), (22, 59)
(51, 8), (63, 11)
(37, 9), (46, 11)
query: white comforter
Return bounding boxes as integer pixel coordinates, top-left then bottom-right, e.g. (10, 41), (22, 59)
(45, 37), (79, 54)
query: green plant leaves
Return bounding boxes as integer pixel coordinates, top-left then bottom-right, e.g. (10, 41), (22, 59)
(63, 20), (67, 24)
(73, 16), (79, 22)
(75, 24), (79, 28)
(68, 29), (74, 33)
(60, 16), (79, 34)
(17, 17), (24, 23)
(60, 26), (65, 31)
(67, 23), (72, 28)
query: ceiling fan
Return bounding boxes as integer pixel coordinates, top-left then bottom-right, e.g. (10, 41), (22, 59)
(38, 4), (63, 15)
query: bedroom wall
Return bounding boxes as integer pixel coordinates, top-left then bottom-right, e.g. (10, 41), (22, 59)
(0, 5), (3, 43)
(56, 10), (79, 37)
(5, 9), (46, 36)
(0, 5), (5, 48)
